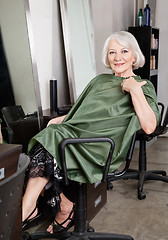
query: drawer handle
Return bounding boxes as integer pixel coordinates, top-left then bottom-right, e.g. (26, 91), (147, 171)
(94, 195), (101, 208)
(94, 181), (101, 188)
(0, 168), (5, 180)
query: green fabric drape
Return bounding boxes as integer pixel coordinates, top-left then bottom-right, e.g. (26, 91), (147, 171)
(28, 74), (160, 184)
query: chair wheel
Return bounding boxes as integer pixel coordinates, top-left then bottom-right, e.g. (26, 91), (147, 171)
(138, 191), (146, 200)
(22, 231), (31, 240)
(107, 182), (113, 190)
(87, 226), (95, 232)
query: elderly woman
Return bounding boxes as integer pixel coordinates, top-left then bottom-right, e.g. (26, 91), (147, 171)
(22, 31), (160, 233)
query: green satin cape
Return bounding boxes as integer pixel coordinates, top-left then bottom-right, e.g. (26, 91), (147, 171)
(28, 74), (160, 184)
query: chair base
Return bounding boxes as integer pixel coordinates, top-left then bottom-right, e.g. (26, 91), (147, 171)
(30, 182), (134, 240)
(108, 169), (168, 200)
(108, 136), (168, 200)
(23, 231), (31, 240)
(30, 230), (134, 240)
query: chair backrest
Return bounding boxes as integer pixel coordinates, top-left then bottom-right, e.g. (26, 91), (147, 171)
(0, 154), (29, 240)
(1, 105), (25, 127)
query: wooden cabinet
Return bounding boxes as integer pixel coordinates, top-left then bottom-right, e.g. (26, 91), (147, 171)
(0, 144), (22, 181)
(128, 26), (159, 94)
(0, 144), (22, 240)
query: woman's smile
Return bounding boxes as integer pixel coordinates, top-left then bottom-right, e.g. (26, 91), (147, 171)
(114, 63), (125, 67)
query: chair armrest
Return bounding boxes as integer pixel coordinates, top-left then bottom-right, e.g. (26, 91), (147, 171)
(59, 137), (115, 185)
(158, 102), (165, 126)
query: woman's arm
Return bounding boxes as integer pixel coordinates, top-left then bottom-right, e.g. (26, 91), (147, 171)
(121, 77), (156, 134)
(0, 124), (3, 144)
(47, 115), (67, 126)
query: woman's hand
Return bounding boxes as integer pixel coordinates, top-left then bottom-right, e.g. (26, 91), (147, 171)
(47, 115), (67, 126)
(121, 77), (146, 94)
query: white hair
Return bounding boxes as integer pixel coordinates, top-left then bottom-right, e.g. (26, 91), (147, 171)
(102, 31), (145, 70)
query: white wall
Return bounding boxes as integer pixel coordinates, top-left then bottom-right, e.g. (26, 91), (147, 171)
(91, 0), (136, 74)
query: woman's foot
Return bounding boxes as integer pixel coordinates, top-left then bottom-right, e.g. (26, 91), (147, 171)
(47, 194), (74, 234)
(22, 205), (41, 230)
(22, 177), (48, 222)
(22, 203), (38, 222)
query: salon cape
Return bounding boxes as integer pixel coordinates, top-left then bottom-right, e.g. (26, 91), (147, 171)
(28, 74), (160, 184)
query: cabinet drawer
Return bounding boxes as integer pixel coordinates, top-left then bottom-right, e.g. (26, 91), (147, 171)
(0, 144), (22, 182)
(86, 182), (107, 222)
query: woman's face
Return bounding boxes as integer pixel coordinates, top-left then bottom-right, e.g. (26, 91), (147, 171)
(107, 39), (135, 77)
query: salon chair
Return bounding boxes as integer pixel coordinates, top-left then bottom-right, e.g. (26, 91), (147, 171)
(1, 105), (25, 143)
(1, 105), (39, 152)
(108, 103), (168, 200)
(0, 153), (30, 240)
(30, 135), (136, 240)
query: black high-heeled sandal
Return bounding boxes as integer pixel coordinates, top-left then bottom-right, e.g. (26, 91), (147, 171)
(50, 205), (75, 234)
(22, 205), (42, 230)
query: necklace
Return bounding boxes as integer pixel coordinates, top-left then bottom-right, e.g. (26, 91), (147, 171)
(124, 75), (136, 79)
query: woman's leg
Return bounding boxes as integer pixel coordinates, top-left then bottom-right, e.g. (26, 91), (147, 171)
(22, 176), (49, 221)
(47, 192), (74, 233)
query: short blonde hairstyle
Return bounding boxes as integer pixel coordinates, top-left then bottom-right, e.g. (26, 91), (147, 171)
(102, 31), (145, 70)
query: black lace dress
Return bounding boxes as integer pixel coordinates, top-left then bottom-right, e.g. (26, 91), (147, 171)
(27, 143), (63, 213)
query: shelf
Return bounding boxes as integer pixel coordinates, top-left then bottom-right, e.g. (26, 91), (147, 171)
(150, 69), (158, 76)
(128, 26), (159, 94)
(151, 48), (158, 51)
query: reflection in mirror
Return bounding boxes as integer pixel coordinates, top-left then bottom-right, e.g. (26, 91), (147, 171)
(0, 0), (39, 113)
(0, 0), (42, 150)
(59, 0), (97, 103)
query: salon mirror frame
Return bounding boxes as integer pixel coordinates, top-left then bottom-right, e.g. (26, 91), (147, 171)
(24, 0), (43, 130)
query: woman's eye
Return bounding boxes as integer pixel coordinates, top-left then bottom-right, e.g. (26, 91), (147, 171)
(122, 49), (129, 53)
(109, 51), (115, 55)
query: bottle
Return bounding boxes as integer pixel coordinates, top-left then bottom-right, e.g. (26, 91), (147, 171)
(144, 4), (150, 26)
(150, 56), (153, 70)
(152, 55), (156, 70)
(155, 38), (158, 49)
(138, 9), (143, 27)
(151, 34), (154, 49)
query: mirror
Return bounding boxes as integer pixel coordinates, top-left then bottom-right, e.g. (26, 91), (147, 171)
(0, 0), (42, 129)
(59, 0), (97, 103)
(59, 0), (136, 103)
